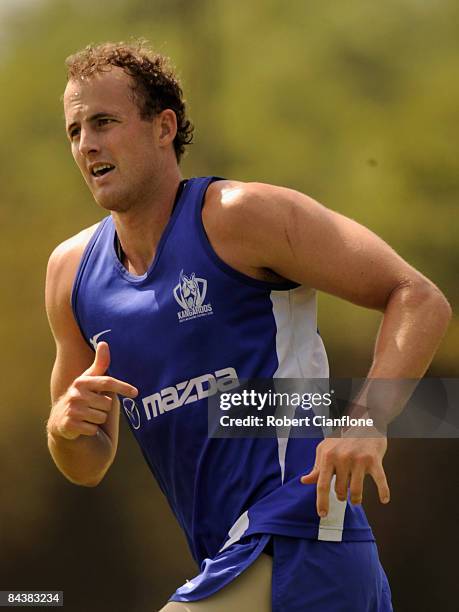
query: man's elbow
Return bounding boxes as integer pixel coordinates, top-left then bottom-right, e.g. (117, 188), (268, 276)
(391, 277), (453, 325)
(61, 469), (107, 488)
(77, 477), (104, 488)
(66, 475), (104, 487)
(416, 279), (452, 321)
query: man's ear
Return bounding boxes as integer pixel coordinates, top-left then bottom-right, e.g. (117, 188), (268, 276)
(157, 109), (177, 146)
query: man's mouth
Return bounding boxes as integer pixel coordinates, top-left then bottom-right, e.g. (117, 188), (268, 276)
(90, 163), (115, 178)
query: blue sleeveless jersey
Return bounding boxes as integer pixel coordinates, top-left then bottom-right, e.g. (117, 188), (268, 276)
(72, 176), (374, 565)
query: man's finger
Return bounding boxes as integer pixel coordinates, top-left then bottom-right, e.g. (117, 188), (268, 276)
(83, 390), (113, 412)
(82, 375), (138, 398)
(83, 407), (110, 426)
(316, 465), (335, 517)
(334, 467), (350, 502)
(301, 443), (324, 484)
(85, 341), (110, 377)
(349, 465), (365, 505)
(300, 464), (319, 484)
(58, 419), (99, 439)
(370, 463), (390, 504)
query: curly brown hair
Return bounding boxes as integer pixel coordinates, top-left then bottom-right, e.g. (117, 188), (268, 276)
(65, 40), (194, 162)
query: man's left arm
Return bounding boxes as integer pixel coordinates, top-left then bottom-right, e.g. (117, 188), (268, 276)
(226, 182), (452, 516)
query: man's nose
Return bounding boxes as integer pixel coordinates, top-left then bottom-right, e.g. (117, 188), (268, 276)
(78, 127), (99, 157)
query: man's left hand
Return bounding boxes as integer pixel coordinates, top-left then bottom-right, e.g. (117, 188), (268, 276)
(300, 432), (390, 517)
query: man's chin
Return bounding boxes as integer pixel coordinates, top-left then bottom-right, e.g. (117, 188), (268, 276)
(92, 192), (129, 213)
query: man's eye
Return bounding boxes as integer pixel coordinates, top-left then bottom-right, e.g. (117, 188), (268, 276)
(69, 128), (80, 139)
(98, 118), (113, 126)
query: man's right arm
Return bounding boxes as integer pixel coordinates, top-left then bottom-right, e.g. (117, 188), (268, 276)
(45, 229), (138, 487)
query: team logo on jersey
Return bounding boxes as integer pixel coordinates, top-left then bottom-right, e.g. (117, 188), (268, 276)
(123, 398), (141, 430)
(173, 270), (213, 322)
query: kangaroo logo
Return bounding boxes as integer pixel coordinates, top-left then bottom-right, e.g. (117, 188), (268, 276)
(174, 271), (206, 310)
(173, 270), (213, 322)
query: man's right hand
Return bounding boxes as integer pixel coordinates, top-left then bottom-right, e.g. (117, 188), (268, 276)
(47, 341), (138, 441)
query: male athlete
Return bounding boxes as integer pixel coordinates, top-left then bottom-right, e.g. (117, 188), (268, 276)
(46, 41), (451, 611)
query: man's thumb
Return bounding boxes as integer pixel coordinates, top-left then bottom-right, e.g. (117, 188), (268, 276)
(85, 341), (110, 376)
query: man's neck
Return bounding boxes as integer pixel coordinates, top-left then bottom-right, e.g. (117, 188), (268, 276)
(112, 166), (183, 276)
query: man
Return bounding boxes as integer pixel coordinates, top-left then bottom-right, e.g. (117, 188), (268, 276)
(46, 41), (451, 611)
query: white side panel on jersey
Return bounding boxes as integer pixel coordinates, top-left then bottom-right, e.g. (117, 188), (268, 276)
(218, 510), (249, 552)
(270, 286), (329, 379)
(270, 286), (346, 542)
(317, 476), (347, 541)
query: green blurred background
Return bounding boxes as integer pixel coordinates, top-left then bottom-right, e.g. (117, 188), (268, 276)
(0, 0), (457, 610)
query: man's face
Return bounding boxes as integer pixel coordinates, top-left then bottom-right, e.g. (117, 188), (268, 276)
(63, 67), (164, 212)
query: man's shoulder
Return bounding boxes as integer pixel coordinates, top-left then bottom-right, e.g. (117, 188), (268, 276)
(202, 179), (301, 281)
(46, 222), (102, 300)
(204, 178), (302, 243)
(48, 222), (101, 271)
(205, 178), (302, 223)
(206, 179), (286, 208)
(49, 222), (101, 262)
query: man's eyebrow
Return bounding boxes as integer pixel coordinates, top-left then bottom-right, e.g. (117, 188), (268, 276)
(66, 120), (78, 134)
(66, 112), (119, 133)
(88, 112), (119, 122)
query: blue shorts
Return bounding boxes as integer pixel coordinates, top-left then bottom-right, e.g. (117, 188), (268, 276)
(170, 534), (393, 611)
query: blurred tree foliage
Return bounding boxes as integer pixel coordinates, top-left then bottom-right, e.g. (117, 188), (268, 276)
(0, 0), (457, 610)
(1, 0), (456, 386)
